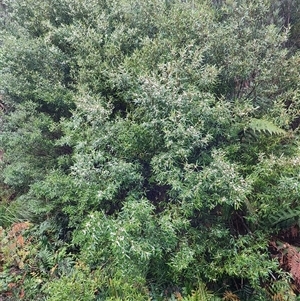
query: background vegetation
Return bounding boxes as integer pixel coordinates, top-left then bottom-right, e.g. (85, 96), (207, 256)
(0, 0), (300, 300)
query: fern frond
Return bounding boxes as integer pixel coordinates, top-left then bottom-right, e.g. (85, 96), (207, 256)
(268, 278), (296, 301)
(246, 118), (286, 136)
(266, 207), (300, 228)
(223, 291), (240, 301)
(183, 282), (216, 301)
(38, 247), (55, 269)
(239, 284), (253, 300)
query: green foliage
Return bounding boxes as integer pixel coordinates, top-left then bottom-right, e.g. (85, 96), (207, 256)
(182, 282), (221, 301)
(247, 151), (300, 229)
(223, 234), (279, 288)
(266, 207), (300, 228)
(246, 118), (286, 135)
(0, 0), (300, 300)
(1, 221), (73, 295)
(45, 264), (99, 301)
(72, 199), (183, 281)
(0, 102), (63, 190)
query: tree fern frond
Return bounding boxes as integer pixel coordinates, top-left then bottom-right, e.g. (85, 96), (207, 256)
(246, 118), (286, 136)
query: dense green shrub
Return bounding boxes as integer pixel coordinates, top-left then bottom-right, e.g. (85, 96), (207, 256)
(1, 0), (300, 300)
